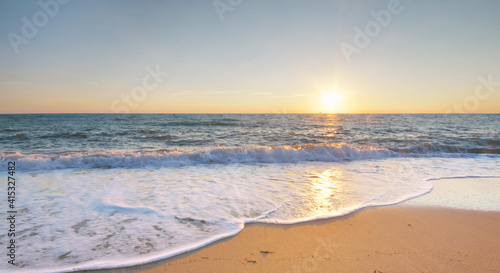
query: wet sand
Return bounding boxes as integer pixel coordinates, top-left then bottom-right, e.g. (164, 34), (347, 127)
(81, 178), (500, 273)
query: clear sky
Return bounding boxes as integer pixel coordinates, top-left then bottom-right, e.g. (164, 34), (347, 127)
(1, 0), (499, 114)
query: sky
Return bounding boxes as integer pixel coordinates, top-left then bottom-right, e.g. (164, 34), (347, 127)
(0, 0), (499, 114)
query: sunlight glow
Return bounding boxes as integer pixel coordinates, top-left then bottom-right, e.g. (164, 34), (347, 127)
(320, 90), (343, 113)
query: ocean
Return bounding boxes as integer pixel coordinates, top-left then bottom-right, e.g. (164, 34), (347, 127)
(0, 114), (499, 272)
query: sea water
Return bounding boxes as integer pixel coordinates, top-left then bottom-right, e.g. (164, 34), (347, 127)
(0, 114), (498, 272)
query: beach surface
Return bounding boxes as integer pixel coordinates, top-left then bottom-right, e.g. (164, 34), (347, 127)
(80, 178), (500, 273)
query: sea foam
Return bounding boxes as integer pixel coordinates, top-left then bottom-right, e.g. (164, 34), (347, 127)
(2, 156), (499, 272)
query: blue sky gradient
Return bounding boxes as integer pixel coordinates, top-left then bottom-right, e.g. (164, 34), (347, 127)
(1, 0), (499, 113)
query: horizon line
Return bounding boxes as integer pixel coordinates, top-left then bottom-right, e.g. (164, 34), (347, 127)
(1, 112), (499, 115)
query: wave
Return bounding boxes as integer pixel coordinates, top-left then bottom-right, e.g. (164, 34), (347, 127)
(39, 132), (89, 139)
(13, 133), (28, 139)
(148, 134), (174, 140)
(3, 142), (498, 171)
(139, 129), (159, 134)
(1, 144), (395, 171)
(2, 128), (22, 132)
(165, 121), (237, 126)
(394, 143), (500, 155)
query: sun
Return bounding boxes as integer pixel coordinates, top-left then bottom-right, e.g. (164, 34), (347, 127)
(321, 90), (342, 112)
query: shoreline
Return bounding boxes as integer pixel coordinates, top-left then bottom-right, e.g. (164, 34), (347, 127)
(77, 178), (500, 273)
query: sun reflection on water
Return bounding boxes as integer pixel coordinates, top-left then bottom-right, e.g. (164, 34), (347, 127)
(307, 168), (347, 217)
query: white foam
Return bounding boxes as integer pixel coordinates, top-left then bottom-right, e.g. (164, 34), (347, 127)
(1, 156), (498, 272)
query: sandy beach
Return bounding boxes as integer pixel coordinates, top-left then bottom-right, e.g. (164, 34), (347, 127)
(79, 178), (500, 273)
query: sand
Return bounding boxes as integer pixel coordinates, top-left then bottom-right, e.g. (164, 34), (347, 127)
(79, 178), (500, 273)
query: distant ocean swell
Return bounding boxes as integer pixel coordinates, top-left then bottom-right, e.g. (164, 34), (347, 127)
(392, 142), (500, 155)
